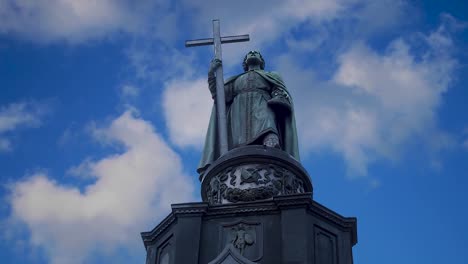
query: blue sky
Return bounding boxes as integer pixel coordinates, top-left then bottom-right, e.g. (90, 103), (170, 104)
(0, 0), (467, 263)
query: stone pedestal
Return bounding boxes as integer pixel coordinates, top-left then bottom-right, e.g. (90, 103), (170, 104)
(141, 146), (357, 263)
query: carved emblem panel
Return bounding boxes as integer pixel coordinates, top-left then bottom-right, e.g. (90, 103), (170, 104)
(219, 220), (263, 262)
(200, 145), (313, 205)
(205, 163), (306, 205)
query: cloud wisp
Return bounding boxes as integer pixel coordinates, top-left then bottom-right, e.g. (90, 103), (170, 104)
(8, 110), (195, 263)
(0, 101), (48, 152)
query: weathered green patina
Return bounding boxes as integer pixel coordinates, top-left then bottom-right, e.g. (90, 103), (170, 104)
(198, 51), (300, 174)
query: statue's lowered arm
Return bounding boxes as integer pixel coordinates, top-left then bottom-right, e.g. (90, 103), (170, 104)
(256, 71), (293, 113)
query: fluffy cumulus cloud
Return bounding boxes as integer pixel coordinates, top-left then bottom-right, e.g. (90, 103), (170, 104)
(0, 101), (47, 151)
(0, 0), (158, 43)
(163, 78), (212, 148)
(8, 110), (195, 263)
(277, 19), (457, 176)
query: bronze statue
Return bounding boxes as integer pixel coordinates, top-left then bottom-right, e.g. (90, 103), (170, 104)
(198, 51), (300, 174)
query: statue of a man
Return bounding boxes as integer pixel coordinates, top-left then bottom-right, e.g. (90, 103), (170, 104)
(198, 51), (300, 174)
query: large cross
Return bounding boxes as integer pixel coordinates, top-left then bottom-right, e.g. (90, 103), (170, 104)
(185, 19), (250, 156)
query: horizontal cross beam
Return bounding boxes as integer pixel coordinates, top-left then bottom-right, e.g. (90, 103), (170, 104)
(185, 34), (250, 47)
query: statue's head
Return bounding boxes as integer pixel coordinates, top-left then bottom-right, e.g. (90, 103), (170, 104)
(242, 50), (265, 71)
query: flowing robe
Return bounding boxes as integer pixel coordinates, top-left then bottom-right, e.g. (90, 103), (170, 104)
(197, 70), (300, 174)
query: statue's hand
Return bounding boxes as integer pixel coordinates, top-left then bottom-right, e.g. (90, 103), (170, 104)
(209, 58), (222, 74)
(268, 89), (292, 113)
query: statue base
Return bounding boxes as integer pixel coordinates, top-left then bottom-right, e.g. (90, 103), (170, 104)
(201, 146), (313, 205)
(141, 194), (357, 264)
(142, 146), (356, 263)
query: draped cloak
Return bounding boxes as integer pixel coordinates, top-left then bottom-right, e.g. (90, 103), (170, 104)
(197, 70), (300, 174)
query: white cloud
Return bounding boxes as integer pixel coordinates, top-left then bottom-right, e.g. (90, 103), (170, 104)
(0, 0), (157, 43)
(9, 110), (195, 263)
(66, 158), (95, 179)
(120, 84), (140, 99)
(162, 78), (212, 148)
(348, 0), (410, 35)
(335, 41), (441, 134)
(0, 101), (47, 152)
(463, 128), (468, 150)
(125, 44), (201, 86)
(57, 123), (80, 147)
(274, 19), (457, 176)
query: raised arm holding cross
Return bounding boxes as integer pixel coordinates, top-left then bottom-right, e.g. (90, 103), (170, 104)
(185, 19), (249, 156)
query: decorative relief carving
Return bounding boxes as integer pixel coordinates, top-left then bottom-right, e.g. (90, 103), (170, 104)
(219, 220), (263, 262)
(205, 163), (306, 205)
(230, 223), (255, 256)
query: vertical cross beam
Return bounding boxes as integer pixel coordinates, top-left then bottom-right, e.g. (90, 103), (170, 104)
(185, 19), (249, 156)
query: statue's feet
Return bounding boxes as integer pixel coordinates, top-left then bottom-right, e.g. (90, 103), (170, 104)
(263, 133), (280, 148)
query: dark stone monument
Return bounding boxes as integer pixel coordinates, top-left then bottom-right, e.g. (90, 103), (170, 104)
(141, 20), (357, 264)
